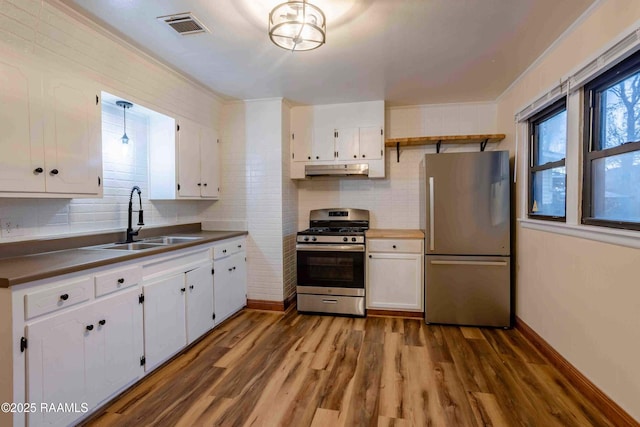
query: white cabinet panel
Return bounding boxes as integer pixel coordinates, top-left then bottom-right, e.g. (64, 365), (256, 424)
(0, 54), (45, 193)
(200, 127), (220, 198)
(359, 126), (383, 160)
(312, 126), (335, 161)
(367, 253), (423, 311)
(291, 107), (313, 162)
(213, 244), (246, 325)
(185, 263), (214, 344)
(177, 118), (201, 197)
(336, 127), (359, 161)
(142, 273), (186, 370)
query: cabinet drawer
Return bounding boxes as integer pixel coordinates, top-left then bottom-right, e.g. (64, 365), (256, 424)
(212, 239), (245, 260)
(367, 239), (423, 254)
(95, 265), (142, 297)
(25, 277), (92, 319)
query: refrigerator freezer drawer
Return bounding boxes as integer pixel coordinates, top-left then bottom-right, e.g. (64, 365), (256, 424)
(425, 255), (511, 327)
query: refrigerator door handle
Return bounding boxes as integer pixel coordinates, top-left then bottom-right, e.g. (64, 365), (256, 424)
(430, 260), (508, 267)
(429, 177), (435, 251)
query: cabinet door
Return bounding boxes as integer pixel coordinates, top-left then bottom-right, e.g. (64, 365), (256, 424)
(213, 256), (236, 325)
(367, 253), (423, 311)
(26, 305), (90, 427)
(200, 127), (220, 198)
(291, 107), (313, 162)
(335, 127), (359, 161)
(87, 289), (143, 406)
(0, 54), (45, 193)
(143, 273), (186, 370)
(359, 126), (384, 160)
(177, 118), (201, 198)
(312, 127), (336, 161)
(43, 72), (101, 194)
(185, 263), (214, 344)
(231, 253), (247, 313)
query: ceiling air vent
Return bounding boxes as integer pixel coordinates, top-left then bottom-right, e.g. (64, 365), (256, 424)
(157, 12), (209, 35)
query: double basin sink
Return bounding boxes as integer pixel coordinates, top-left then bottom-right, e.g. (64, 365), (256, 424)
(85, 236), (203, 252)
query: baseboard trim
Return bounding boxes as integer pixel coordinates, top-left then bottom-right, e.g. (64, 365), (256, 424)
(246, 299), (285, 311)
(515, 316), (638, 427)
(367, 309), (424, 319)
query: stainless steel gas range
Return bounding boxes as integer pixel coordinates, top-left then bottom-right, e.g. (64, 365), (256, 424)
(296, 208), (369, 317)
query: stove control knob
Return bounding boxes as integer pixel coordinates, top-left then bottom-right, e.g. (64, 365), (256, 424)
(343, 237), (348, 242)
(304, 236), (309, 242)
(312, 236), (317, 242)
(352, 237), (357, 242)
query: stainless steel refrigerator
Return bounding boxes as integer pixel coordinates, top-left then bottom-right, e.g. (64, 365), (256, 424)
(420, 151), (511, 328)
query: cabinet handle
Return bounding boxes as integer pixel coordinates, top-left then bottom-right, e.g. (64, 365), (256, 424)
(197, 183), (202, 186)
(181, 288), (186, 293)
(60, 293), (69, 301)
(50, 169), (59, 175)
(117, 278), (125, 284)
(189, 285), (194, 290)
(34, 167), (43, 174)
(98, 319), (106, 326)
(86, 324), (94, 331)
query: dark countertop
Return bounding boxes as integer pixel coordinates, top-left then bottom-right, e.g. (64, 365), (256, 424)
(0, 227), (247, 288)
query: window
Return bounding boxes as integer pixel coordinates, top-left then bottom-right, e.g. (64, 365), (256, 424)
(583, 50), (640, 230)
(528, 98), (567, 220)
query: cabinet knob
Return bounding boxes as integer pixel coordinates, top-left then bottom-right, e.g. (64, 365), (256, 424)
(98, 319), (106, 326)
(316, 156), (319, 159)
(368, 255), (372, 258)
(197, 183), (202, 186)
(86, 324), (94, 331)
(307, 156), (311, 160)
(60, 293), (69, 301)
(181, 288), (186, 293)
(362, 155), (366, 158)
(189, 285), (194, 290)
(353, 155), (357, 158)
(228, 267), (233, 272)
(392, 245), (397, 249)
(223, 249), (227, 253)
(237, 244), (242, 248)
(34, 167), (43, 174)
(233, 266), (236, 270)
(203, 183), (207, 187)
(50, 169), (59, 175)
(117, 278), (125, 284)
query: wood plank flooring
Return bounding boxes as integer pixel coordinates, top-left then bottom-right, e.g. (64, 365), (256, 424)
(83, 309), (614, 427)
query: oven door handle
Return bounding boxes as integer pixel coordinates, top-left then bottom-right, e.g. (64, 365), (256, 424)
(296, 244), (365, 252)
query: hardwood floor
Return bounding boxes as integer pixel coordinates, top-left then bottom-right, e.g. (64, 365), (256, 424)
(84, 309), (614, 427)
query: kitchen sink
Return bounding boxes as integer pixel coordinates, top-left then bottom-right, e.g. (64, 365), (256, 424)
(95, 242), (165, 251)
(142, 236), (203, 244)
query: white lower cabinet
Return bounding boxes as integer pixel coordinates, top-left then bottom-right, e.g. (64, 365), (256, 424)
(213, 239), (247, 325)
(366, 238), (424, 312)
(26, 288), (143, 427)
(185, 263), (215, 344)
(142, 273), (187, 371)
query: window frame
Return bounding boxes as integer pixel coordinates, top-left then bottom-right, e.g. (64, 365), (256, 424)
(582, 50), (640, 231)
(527, 97), (567, 222)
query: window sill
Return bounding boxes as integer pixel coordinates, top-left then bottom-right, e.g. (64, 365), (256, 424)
(518, 218), (640, 249)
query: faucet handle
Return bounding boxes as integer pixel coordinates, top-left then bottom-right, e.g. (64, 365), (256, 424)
(138, 210), (144, 226)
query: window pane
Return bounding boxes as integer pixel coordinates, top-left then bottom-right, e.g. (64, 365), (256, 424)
(600, 71), (640, 149)
(531, 167), (566, 217)
(536, 110), (567, 165)
(591, 150), (640, 222)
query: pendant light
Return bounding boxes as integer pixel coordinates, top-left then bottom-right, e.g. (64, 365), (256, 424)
(269, 0), (326, 51)
(116, 100), (133, 144)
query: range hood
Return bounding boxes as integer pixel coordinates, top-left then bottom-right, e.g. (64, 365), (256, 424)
(305, 164), (369, 177)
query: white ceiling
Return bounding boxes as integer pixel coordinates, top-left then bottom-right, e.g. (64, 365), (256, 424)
(60, 0), (596, 106)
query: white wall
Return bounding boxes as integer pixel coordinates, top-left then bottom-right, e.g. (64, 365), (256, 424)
(496, 0), (640, 420)
(297, 102), (498, 230)
(0, 0), (223, 242)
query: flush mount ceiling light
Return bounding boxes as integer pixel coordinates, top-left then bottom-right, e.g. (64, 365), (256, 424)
(269, 0), (326, 51)
(116, 100), (133, 144)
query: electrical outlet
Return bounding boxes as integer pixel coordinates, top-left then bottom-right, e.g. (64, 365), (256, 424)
(1, 218), (25, 237)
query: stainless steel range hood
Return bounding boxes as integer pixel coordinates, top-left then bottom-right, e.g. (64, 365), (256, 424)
(304, 164), (369, 177)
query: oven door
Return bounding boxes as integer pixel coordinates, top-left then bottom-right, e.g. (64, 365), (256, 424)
(296, 244), (365, 291)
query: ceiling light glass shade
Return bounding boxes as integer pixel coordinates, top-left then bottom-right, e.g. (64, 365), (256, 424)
(116, 100), (133, 145)
(269, 1), (326, 51)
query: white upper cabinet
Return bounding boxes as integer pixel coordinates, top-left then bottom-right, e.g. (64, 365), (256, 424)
(149, 116), (220, 200)
(290, 100), (385, 179)
(0, 50), (102, 197)
(43, 72), (102, 195)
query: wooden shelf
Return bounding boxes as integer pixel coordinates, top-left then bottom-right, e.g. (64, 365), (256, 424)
(385, 133), (505, 162)
(385, 133), (505, 147)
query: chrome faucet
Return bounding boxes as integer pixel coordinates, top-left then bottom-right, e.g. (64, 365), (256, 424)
(125, 186), (144, 243)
